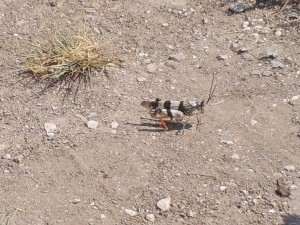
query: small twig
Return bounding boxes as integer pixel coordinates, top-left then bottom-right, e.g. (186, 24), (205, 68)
(219, 30), (249, 35)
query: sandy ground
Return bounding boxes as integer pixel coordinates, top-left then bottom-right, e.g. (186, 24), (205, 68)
(0, 0), (300, 224)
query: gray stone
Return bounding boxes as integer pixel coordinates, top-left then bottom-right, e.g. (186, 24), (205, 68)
(169, 52), (185, 62)
(165, 60), (178, 69)
(238, 47), (249, 53)
(241, 53), (255, 61)
(262, 71), (273, 77)
(271, 60), (284, 68)
(13, 155), (24, 163)
(202, 17), (209, 24)
(217, 55), (228, 60)
(251, 70), (262, 76)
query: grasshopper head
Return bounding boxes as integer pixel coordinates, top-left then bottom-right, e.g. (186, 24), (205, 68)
(141, 101), (151, 109)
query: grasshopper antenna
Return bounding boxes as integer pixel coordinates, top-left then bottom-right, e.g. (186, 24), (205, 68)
(206, 74), (217, 104)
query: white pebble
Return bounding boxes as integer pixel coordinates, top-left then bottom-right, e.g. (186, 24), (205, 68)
(242, 21), (249, 28)
(137, 77), (147, 82)
(87, 120), (98, 129)
(146, 63), (157, 73)
(240, 190), (248, 196)
(221, 140), (234, 145)
(250, 119), (258, 126)
(111, 121), (119, 129)
(289, 185), (298, 190)
(72, 199), (81, 204)
(100, 214), (106, 219)
(145, 214), (155, 222)
(5, 154), (11, 159)
(217, 55), (228, 60)
(231, 154), (240, 160)
(220, 186), (227, 191)
(187, 210), (197, 217)
(157, 197), (171, 211)
(275, 30), (282, 36)
(44, 123), (57, 136)
(291, 95), (300, 101)
(268, 209), (276, 213)
(124, 208), (138, 217)
(284, 165), (296, 172)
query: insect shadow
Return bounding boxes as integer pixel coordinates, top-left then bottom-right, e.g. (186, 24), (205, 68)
(126, 117), (192, 133)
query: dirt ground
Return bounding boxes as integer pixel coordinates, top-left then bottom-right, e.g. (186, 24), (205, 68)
(0, 0), (300, 224)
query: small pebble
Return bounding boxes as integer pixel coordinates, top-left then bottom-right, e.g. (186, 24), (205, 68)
(275, 29), (282, 36)
(111, 121), (119, 129)
(187, 210), (197, 217)
(13, 155), (24, 163)
(87, 120), (98, 129)
(145, 214), (155, 222)
(231, 154), (240, 160)
(162, 23), (169, 27)
(251, 70), (262, 76)
(271, 60), (284, 69)
(242, 21), (249, 28)
(289, 184), (298, 190)
(251, 33), (260, 41)
(44, 123), (57, 136)
(221, 140), (234, 145)
(240, 190), (248, 196)
(4, 154), (11, 159)
(262, 71), (273, 77)
(220, 186), (227, 191)
(100, 214), (106, 219)
(146, 63), (157, 73)
(238, 47), (249, 54)
(124, 208), (138, 217)
(202, 17), (209, 24)
(72, 199), (81, 204)
(250, 119), (258, 126)
(157, 197), (171, 211)
(137, 77), (147, 82)
(169, 52), (185, 62)
(230, 43), (240, 52)
(217, 55), (228, 60)
(143, 58), (152, 64)
(165, 60), (178, 69)
(284, 165), (296, 172)
(268, 209), (276, 213)
(49, 0), (57, 7)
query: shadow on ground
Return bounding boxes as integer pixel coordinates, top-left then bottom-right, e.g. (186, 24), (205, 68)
(282, 214), (300, 225)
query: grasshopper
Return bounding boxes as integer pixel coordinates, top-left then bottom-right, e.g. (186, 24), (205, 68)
(141, 75), (216, 131)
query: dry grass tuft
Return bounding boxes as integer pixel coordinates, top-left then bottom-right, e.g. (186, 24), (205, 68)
(18, 27), (117, 98)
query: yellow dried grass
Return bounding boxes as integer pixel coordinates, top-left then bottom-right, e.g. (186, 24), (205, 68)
(18, 27), (116, 97)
